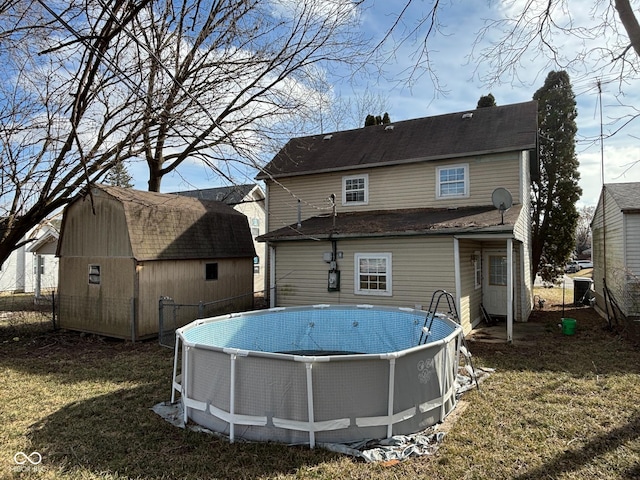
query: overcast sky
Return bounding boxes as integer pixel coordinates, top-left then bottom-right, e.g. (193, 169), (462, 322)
(146, 1), (640, 208)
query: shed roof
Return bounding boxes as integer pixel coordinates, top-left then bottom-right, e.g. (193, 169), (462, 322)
(78, 185), (255, 261)
(259, 204), (522, 242)
(605, 183), (640, 213)
(257, 101), (538, 179)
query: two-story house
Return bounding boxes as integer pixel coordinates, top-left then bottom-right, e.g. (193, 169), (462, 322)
(257, 101), (538, 340)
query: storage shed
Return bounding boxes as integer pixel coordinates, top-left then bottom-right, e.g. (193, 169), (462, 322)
(56, 185), (256, 340)
(592, 182), (640, 319)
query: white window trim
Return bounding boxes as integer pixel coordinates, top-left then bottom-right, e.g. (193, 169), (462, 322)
(88, 264), (101, 285)
(474, 251), (481, 290)
(354, 252), (392, 296)
(342, 174), (369, 206)
(436, 163), (469, 199)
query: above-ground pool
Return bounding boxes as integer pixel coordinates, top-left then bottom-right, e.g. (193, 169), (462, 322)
(172, 304), (463, 447)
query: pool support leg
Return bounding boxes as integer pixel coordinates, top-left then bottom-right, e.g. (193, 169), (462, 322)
(387, 358), (396, 439)
(305, 362), (316, 448)
(229, 353), (237, 443)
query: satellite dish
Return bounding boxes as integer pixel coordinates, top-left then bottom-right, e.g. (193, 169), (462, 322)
(492, 188), (513, 225)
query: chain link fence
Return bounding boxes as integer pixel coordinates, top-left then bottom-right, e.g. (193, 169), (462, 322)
(159, 290), (266, 348)
(0, 290), (57, 338)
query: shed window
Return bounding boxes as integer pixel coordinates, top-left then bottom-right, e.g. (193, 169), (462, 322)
(354, 253), (392, 296)
(436, 164), (469, 198)
(205, 263), (218, 280)
(88, 265), (101, 285)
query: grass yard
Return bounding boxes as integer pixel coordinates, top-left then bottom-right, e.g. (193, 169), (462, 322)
(1, 287), (639, 479)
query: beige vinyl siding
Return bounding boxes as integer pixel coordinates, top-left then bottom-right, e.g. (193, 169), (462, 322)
(513, 150), (533, 320)
(457, 239), (484, 332)
(137, 258), (254, 338)
(273, 236), (458, 315)
(234, 194), (266, 292)
(267, 153), (523, 229)
(58, 256), (136, 338)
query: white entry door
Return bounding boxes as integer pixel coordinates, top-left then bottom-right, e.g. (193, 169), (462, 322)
(483, 251), (508, 316)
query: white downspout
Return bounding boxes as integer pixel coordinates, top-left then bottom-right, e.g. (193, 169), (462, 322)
(507, 238), (514, 343)
(269, 245), (276, 308)
(453, 237), (462, 325)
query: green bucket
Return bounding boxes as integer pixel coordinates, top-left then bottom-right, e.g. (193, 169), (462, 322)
(561, 318), (576, 335)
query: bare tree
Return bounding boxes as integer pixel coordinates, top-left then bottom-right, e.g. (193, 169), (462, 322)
(471, 1), (640, 87)
(383, 2), (640, 100)
(0, 0), (151, 265)
(123, 0), (367, 191)
(0, 0), (367, 265)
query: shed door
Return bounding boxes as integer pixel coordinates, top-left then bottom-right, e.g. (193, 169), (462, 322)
(483, 251), (508, 316)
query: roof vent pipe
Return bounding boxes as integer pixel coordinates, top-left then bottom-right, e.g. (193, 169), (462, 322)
(297, 199), (302, 229)
(462, 112), (473, 119)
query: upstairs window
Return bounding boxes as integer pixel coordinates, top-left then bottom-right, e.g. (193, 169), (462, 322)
(342, 174), (368, 205)
(436, 164), (468, 198)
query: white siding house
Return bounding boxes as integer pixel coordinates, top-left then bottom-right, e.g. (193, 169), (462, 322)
(592, 183), (640, 318)
(0, 220), (59, 298)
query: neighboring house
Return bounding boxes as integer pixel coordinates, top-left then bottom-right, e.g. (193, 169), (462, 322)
(56, 185), (256, 340)
(174, 184), (266, 293)
(257, 101), (539, 340)
(0, 219), (60, 297)
(592, 183), (640, 319)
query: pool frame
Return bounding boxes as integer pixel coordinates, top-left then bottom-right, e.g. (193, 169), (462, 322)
(172, 304), (463, 447)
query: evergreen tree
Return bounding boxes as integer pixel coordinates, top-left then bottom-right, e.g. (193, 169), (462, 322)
(531, 71), (582, 282)
(364, 113), (392, 126)
(105, 160), (133, 188)
(477, 94), (496, 108)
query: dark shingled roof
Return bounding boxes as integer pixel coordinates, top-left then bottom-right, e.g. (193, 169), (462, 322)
(259, 204), (523, 242)
(257, 101), (538, 179)
(94, 185), (255, 261)
(605, 183), (640, 213)
(173, 184), (259, 205)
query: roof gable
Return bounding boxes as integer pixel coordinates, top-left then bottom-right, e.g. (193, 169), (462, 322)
(605, 183), (640, 213)
(173, 184), (263, 205)
(258, 101), (538, 179)
(84, 185), (255, 261)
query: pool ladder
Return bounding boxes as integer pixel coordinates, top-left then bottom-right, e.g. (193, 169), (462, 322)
(419, 289), (479, 391)
(418, 289), (459, 344)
